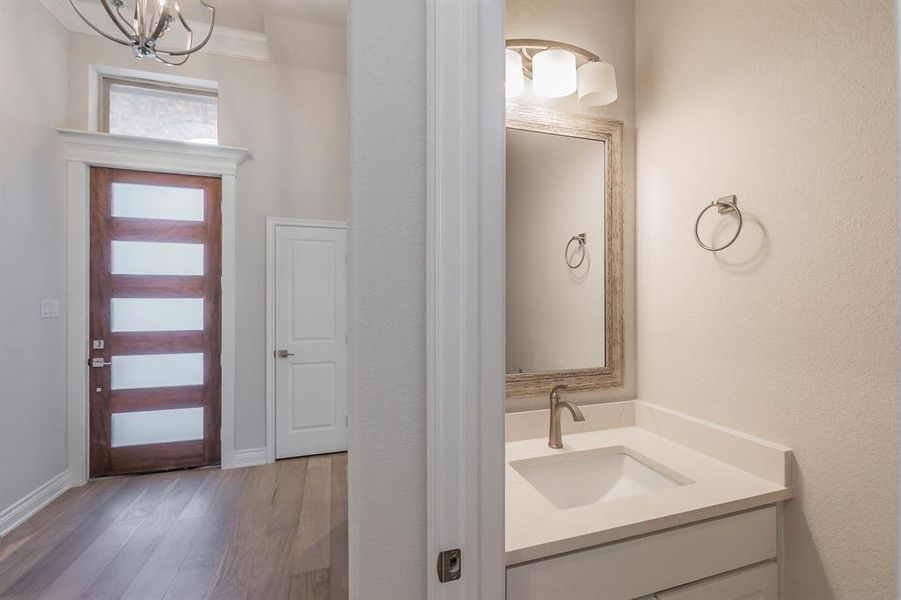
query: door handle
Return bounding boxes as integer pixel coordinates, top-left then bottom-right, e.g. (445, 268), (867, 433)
(89, 357), (112, 368)
(275, 350), (295, 358)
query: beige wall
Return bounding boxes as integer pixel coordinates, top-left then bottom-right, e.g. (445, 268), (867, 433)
(506, 0), (636, 409)
(635, 1), (897, 597)
(66, 34), (348, 450)
(0, 1), (69, 514)
(506, 128), (606, 374)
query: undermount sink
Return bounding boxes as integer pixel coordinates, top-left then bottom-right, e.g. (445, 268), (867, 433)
(510, 446), (690, 509)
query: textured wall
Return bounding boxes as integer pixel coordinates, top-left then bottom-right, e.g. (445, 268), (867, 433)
(0, 1), (69, 513)
(635, 1), (897, 597)
(66, 34), (348, 451)
(346, 1), (427, 597)
(506, 0), (636, 410)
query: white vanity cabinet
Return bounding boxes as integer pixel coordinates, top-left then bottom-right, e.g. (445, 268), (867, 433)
(655, 561), (777, 600)
(506, 506), (780, 600)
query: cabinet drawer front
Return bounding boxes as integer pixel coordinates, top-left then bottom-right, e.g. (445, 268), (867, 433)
(506, 506), (777, 600)
(656, 561), (778, 600)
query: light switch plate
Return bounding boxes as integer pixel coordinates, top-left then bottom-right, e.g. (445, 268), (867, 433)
(41, 299), (60, 319)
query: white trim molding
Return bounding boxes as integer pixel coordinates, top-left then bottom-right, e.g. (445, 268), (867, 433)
(426, 1), (505, 598)
(38, 0), (270, 63)
(0, 472), (70, 537)
(265, 217), (348, 465)
(232, 447), (269, 469)
(58, 129), (250, 484)
(57, 129), (248, 176)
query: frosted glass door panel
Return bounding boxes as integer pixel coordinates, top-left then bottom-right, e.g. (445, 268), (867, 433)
(112, 183), (204, 221)
(111, 298), (204, 332)
(111, 352), (204, 390)
(111, 407), (204, 447)
(111, 241), (204, 275)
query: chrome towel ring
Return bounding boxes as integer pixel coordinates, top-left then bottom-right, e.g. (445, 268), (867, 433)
(565, 233), (587, 269)
(694, 195), (742, 252)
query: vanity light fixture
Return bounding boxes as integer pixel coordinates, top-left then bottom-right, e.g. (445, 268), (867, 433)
(66, 0), (216, 66)
(505, 49), (525, 98)
(506, 39), (618, 107)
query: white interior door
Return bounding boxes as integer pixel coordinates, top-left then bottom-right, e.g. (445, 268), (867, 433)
(274, 223), (347, 458)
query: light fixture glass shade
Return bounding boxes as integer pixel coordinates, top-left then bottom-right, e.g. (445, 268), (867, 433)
(532, 48), (577, 98)
(577, 61), (618, 107)
(505, 49), (525, 98)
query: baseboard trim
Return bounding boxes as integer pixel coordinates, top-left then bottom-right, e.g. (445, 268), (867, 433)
(231, 447), (268, 469)
(0, 471), (70, 537)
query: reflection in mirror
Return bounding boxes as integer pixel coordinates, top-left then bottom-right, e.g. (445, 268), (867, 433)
(506, 128), (606, 374)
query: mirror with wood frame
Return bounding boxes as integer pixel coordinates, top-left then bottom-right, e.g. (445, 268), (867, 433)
(505, 104), (624, 399)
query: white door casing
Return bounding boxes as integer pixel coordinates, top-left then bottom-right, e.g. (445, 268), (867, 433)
(60, 129), (250, 483)
(272, 220), (347, 459)
(426, 0), (506, 598)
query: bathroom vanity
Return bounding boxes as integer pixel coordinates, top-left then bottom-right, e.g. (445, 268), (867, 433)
(504, 401), (792, 600)
(503, 77), (791, 600)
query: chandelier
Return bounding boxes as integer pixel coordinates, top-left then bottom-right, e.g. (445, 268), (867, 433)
(67, 0), (216, 65)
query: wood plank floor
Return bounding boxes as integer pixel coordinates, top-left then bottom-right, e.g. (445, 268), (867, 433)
(0, 454), (347, 600)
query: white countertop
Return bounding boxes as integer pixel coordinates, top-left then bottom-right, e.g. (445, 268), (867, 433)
(506, 415), (792, 566)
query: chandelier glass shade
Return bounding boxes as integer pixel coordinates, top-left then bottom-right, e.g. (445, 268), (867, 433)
(67, 0), (216, 65)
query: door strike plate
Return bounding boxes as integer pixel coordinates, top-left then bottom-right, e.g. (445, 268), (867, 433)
(436, 548), (462, 583)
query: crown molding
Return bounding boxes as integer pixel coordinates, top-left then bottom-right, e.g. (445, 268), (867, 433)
(38, 0), (270, 63)
(57, 129), (251, 176)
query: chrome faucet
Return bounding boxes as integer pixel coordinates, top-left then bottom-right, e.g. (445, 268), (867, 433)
(548, 384), (585, 449)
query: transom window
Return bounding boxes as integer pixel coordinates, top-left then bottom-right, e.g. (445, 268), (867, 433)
(101, 76), (218, 145)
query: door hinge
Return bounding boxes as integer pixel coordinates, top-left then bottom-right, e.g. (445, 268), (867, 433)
(436, 549), (462, 583)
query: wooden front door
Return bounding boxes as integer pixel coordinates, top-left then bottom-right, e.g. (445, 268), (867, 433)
(89, 167), (222, 477)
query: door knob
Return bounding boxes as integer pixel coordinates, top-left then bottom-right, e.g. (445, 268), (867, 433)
(275, 349), (295, 358)
(89, 357), (112, 368)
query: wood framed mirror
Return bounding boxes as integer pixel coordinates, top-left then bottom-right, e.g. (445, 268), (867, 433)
(505, 104), (624, 399)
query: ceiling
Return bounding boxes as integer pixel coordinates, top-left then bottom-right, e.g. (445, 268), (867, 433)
(177, 1), (265, 31)
(254, 0), (347, 28)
